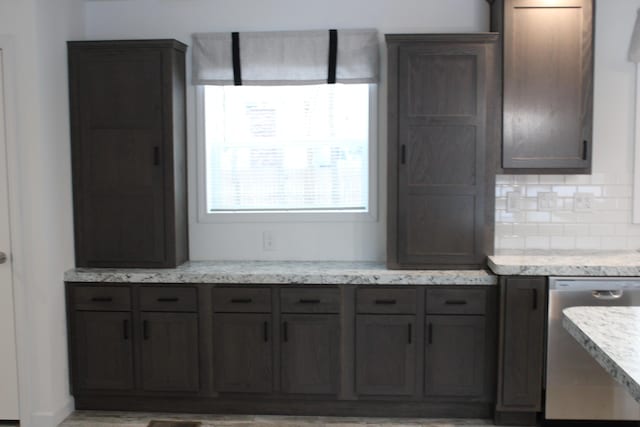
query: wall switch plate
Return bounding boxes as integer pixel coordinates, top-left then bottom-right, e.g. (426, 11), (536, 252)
(506, 190), (522, 212)
(262, 231), (275, 251)
(574, 192), (594, 212)
(538, 192), (558, 211)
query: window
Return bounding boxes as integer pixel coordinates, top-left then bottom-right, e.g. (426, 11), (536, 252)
(201, 83), (373, 217)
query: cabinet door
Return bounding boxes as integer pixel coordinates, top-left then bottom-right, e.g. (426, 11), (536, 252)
(355, 315), (416, 396)
(281, 314), (339, 395)
(387, 35), (498, 268)
(498, 277), (546, 410)
(140, 312), (200, 392)
(501, 0), (593, 172)
(213, 313), (272, 393)
(425, 315), (486, 398)
(73, 311), (134, 391)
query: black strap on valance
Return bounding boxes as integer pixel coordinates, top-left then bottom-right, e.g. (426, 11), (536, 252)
(328, 29), (338, 84)
(232, 32), (242, 85)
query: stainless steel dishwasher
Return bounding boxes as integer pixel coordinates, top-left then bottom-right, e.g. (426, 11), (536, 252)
(546, 277), (640, 421)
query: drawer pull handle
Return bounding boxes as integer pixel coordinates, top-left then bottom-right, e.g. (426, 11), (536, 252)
(123, 319), (129, 340)
(91, 297), (113, 302)
(408, 323), (412, 344)
(143, 320), (149, 340)
(231, 298), (253, 304)
(428, 323), (433, 345)
(157, 297), (179, 302)
(283, 321), (288, 342)
(445, 300), (467, 305)
(298, 299), (321, 304)
(374, 299), (397, 305)
(263, 321), (269, 342)
(532, 289), (538, 311)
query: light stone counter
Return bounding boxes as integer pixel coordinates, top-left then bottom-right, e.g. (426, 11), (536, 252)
(488, 251), (640, 276)
(563, 306), (640, 403)
(64, 261), (497, 286)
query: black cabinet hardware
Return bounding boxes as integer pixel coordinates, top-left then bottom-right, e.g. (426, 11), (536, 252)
(298, 299), (321, 304)
(582, 140), (588, 161)
(91, 297), (113, 302)
(153, 146), (160, 165)
(263, 321), (269, 342)
(445, 300), (468, 305)
(231, 298), (253, 303)
(283, 321), (288, 342)
(408, 323), (412, 344)
(123, 319), (129, 340)
(157, 297), (179, 302)
(375, 299), (397, 305)
(532, 289), (538, 310)
(401, 144), (406, 164)
(143, 320), (149, 340)
(428, 323), (433, 344)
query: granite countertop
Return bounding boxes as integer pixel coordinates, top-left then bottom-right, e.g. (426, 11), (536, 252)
(562, 306), (640, 403)
(64, 261), (497, 286)
(488, 251), (640, 276)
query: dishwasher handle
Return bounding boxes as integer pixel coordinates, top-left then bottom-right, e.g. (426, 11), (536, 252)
(592, 290), (623, 300)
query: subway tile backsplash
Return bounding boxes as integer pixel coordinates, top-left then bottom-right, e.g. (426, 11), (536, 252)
(495, 173), (640, 251)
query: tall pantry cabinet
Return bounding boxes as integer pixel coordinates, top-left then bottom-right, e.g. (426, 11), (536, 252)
(68, 40), (188, 268)
(386, 34), (499, 269)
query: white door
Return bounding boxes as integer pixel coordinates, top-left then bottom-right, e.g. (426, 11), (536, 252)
(0, 48), (20, 420)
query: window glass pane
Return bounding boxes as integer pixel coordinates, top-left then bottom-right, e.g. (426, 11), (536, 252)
(204, 84), (370, 212)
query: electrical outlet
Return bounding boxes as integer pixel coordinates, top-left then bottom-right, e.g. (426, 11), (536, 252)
(574, 192), (594, 212)
(506, 190), (522, 212)
(262, 231), (275, 251)
(537, 192), (558, 211)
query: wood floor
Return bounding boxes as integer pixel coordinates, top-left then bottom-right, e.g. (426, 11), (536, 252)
(58, 411), (512, 427)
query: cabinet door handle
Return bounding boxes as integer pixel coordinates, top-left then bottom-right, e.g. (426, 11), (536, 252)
(91, 297), (113, 302)
(401, 145), (406, 165)
(532, 289), (538, 311)
(298, 299), (321, 304)
(157, 297), (179, 302)
(283, 321), (288, 342)
(428, 323), (433, 345)
(143, 320), (149, 340)
(153, 146), (160, 165)
(582, 140), (588, 161)
(374, 299), (396, 305)
(445, 300), (467, 305)
(263, 321), (269, 342)
(231, 298), (252, 304)
(123, 319), (129, 340)
(408, 323), (412, 344)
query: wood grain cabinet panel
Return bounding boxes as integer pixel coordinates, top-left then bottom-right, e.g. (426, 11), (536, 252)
(491, 0), (594, 173)
(386, 34), (498, 269)
(68, 40), (188, 267)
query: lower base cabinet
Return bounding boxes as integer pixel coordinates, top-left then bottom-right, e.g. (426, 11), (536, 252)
(67, 283), (497, 419)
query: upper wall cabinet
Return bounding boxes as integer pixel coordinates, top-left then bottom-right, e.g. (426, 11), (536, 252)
(386, 34), (499, 269)
(490, 0), (594, 174)
(68, 40), (188, 268)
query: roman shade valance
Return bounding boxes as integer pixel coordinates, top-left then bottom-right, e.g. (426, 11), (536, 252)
(192, 29), (379, 85)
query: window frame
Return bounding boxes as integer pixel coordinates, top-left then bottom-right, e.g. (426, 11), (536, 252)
(195, 84), (379, 224)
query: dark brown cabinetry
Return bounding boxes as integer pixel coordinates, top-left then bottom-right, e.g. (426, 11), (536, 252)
(355, 288), (417, 396)
(68, 285), (200, 395)
(386, 34), (498, 269)
(495, 277), (546, 425)
(490, 0), (594, 173)
(68, 40), (188, 268)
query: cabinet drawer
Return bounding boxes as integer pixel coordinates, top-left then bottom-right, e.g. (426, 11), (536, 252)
(139, 287), (197, 312)
(72, 286), (131, 311)
(213, 288), (272, 313)
(281, 288), (340, 313)
(426, 288), (486, 315)
(356, 288), (416, 314)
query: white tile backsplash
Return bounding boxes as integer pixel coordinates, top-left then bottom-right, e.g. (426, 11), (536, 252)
(495, 173), (640, 251)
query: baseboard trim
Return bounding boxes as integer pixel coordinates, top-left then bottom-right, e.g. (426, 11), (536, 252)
(31, 397), (74, 427)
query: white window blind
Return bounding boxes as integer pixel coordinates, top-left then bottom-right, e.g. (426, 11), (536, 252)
(204, 84), (370, 212)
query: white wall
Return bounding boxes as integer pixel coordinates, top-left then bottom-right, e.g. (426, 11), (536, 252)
(0, 0), (84, 425)
(495, 0), (640, 252)
(85, 0), (490, 261)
